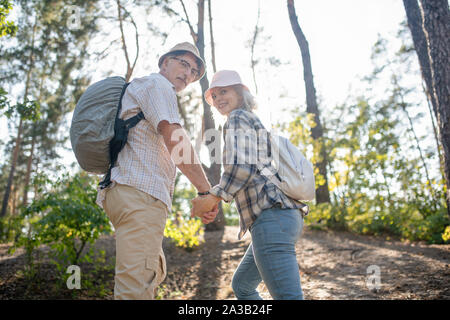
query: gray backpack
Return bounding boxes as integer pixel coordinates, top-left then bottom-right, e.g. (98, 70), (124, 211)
(70, 76), (144, 188)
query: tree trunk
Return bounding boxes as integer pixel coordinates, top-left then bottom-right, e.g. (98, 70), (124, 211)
(196, 0), (225, 230)
(423, 81), (445, 179)
(1, 16), (37, 218)
(420, 0), (450, 217)
(1, 118), (24, 217)
(22, 72), (45, 208)
(404, 0), (445, 178)
(11, 186), (17, 216)
(22, 127), (37, 207)
(33, 159), (40, 203)
(287, 0), (330, 203)
(178, 0), (224, 230)
(403, 0), (439, 115)
(404, 0), (450, 217)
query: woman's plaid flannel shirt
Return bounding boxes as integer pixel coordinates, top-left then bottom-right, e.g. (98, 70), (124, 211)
(210, 108), (309, 240)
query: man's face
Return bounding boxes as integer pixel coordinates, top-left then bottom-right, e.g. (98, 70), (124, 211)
(160, 53), (200, 92)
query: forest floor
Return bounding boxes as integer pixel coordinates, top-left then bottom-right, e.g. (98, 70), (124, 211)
(0, 225), (449, 300)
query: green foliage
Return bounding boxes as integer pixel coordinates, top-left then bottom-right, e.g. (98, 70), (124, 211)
(222, 201), (239, 226)
(164, 216), (204, 251)
(284, 111), (327, 190)
(291, 93), (449, 244)
(0, 86), (7, 108)
(10, 172), (112, 270)
(0, 213), (23, 243)
(171, 172), (197, 219)
(306, 201), (449, 244)
(154, 283), (183, 300)
(442, 226), (450, 242)
(0, 0), (17, 37)
(166, 173), (206, 250)
(0, 95), (41, 121)
(286, 27), (449, 244)
(0, 0), (101, 217)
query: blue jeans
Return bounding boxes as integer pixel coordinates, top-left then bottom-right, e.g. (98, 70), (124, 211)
(232, 206), (304, 300)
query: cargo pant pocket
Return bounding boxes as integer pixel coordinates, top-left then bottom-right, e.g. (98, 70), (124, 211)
(144, 251), (167, 299)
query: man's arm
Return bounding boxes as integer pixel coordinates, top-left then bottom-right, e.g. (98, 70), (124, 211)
(158, 120), (211, 193)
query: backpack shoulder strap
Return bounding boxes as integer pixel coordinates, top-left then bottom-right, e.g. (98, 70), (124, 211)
(99, 82), (145, 189)
(124, 111), (145, 129)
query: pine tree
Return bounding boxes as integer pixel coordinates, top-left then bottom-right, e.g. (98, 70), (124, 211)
(403, 0), (450, 218)
(0, 0), (99, 216)
(287, 0), (331, 203)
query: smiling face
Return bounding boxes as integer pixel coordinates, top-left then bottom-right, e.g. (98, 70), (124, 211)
(210, 85), (244, 116)
(159, 52), (199, 92)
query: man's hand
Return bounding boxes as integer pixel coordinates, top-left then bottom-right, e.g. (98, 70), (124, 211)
(191, 194), (221, 223)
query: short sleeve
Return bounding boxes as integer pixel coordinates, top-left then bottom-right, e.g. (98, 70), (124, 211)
(132, 77), (181, 131)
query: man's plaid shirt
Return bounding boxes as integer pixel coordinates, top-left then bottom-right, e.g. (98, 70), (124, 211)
(96, 73), (181, 212)
(210, 108), (309, 240)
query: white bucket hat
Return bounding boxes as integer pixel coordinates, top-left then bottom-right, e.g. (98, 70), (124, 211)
(158, 42), (206, 81)
(204, 70), (249, 105)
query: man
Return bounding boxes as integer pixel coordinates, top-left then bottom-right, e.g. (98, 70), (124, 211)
(96, 42), (218, 300)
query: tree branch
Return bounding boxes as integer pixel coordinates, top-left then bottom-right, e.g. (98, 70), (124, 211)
(250, 0), (261, 94)
(207, 0), (216, 72)
(116, 0), (132, 81)
(179, 0), (198, 43)
(120, 5), (140, 75)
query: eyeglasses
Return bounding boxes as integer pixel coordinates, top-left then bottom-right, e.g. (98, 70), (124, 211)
(170, 56), (200, 79)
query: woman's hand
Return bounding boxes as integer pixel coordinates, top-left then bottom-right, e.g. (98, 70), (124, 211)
(200, 203), (219, 224)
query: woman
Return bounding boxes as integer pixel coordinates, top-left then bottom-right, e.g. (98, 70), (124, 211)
(191, 70), (309, 300)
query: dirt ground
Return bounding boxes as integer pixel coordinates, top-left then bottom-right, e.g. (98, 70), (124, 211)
(1, 226), (449, 300)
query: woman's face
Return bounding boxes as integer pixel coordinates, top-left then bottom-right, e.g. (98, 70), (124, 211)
(210, 86), (243, 116)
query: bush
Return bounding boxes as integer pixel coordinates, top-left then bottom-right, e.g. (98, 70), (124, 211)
(164, 216), (204, 251)
(304, 200), (449, 244)
(0, 213), (25, 243)
(442, 226), (450, 242)
(10, 172), (112, 277)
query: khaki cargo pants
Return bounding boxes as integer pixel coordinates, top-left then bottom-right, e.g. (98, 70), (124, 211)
(103, 183), (168, 300)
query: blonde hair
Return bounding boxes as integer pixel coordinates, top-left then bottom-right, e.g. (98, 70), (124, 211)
(231, 85), (257, 112)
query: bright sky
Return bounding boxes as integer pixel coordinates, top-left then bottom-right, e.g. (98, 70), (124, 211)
(1, 0), (409, 173)
(103, 0), (407, 127)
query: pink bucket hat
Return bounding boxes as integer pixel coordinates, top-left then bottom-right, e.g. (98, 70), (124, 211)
(204, 70), (249, 105)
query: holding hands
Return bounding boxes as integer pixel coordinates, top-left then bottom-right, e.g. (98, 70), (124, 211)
(191, 193), (222, 224)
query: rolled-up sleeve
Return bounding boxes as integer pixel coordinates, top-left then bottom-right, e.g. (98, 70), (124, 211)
(210, 112), (258, 202)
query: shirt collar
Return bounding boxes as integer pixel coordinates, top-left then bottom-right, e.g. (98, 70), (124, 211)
(229, 107), (245, 116)
(153, 72), (176, 91)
